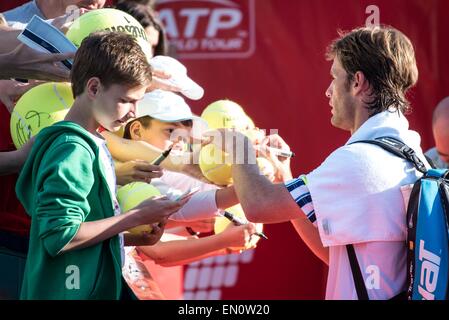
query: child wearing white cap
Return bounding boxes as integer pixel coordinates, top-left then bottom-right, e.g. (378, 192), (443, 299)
(117, 90), (260, 299)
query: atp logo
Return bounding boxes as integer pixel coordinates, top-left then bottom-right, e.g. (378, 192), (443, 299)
(158, 0), (256, 59)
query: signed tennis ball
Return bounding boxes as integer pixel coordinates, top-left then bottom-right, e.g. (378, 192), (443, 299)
(66, 8), (149, 53)
(199, 144), (233, 186)
(243, 128), (265, 144)
(256, 157), (275, 181)
(116, 182), (161, 235)
(10, 82), (74, 149)
(201, 100), (248, 130)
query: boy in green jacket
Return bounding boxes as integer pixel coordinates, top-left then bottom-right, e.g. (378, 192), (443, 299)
(15, 31), (186, 299)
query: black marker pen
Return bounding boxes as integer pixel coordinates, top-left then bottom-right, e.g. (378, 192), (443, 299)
(151, 146), (173, 165)
(223, 211), (268, 240)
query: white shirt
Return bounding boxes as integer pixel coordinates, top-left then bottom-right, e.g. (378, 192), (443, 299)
(89, 132), (125, 266)
(287, 110), (428, 299)
(152, 170), (220, 222)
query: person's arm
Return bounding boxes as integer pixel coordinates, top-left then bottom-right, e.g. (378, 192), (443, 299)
(0, 79), (39, 112)
(102, 130), (180, 170)
(164, 219), (215, 234)
(232, 159), (303, 223)
(215, 130), (329, 261)
(0, 150), (26, 175)
(0, 137), (34, 175)
(233, 160), (330, 264)
(102, 130), (208, 182)
(114, 159), (163, 185)
(0, 26), (21, 53)
(61, 198), (184, 253)
(0, 43), (74, 81)
(138, 223), (257, 267)
(291, 218), (329, 265)
(215, 186), (239, 209)
(31, 138), (185, 256)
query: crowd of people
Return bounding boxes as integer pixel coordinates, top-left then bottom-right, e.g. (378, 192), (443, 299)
(0, 0), (447, 300)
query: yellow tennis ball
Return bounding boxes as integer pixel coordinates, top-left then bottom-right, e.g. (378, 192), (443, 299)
(214, 204), (264, 251)
(199, 144), (233, 186)
(113, 126), (125, 138)
(201, 100), (248, 130)
(243, 128), (265, 144)
(257, 157), (275, 181)
(214, 204), (246, 235)
(116, 182), (161, 235)
(66, 8), (148, 48)
(10, 82), (74, 149)
(245, 115), (256, 130)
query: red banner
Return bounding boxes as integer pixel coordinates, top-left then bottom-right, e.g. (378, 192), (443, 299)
(156, 0), (449, 300)
(2, 0), (448, 300)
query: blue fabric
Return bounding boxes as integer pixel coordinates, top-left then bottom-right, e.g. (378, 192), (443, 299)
(3, 1), (44, 28)
(412, 176), (449, 300)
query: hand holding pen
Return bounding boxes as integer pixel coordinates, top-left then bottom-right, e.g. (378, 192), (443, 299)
(222, 211), (268, 240)
(151, 145), (173, 165)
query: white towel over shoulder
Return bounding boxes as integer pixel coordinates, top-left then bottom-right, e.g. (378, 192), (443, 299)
(307, 110), (427, 247)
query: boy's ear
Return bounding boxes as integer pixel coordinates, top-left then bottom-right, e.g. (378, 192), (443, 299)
(129, 121), (143, 140)
(86, 77), (101, 99)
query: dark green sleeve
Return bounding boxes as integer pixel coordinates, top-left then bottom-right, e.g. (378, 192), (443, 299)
(35, 140), (95, 257)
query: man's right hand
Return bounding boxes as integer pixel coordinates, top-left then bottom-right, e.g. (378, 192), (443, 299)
(257, 134), (294, 182)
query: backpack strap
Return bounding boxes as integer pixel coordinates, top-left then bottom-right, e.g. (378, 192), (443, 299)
(347, 136), (427, 300)
(346, 244), (369, 300)
(351, 136), (428, 174)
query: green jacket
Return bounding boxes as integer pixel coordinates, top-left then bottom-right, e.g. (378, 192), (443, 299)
(16, 121), (122, 300)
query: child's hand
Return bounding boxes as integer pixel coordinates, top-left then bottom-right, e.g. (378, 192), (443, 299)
(221, 223), (261, 252)
(124, 221), (167, 246)
(115, 160), (163, 185)
(146, 69), (182, 93)
(141, 221), (166, 246)
(132, 196), (188, 226)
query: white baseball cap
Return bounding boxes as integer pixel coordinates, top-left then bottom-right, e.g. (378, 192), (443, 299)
(149, 55), (204, 101)
(136, 90), (199, 122)
(135, 90), (209, 141)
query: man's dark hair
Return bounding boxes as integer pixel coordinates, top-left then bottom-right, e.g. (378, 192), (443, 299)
(327, 26), (418, 115)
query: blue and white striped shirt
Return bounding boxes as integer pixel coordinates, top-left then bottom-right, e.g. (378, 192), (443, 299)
(284, 176), (316, 225)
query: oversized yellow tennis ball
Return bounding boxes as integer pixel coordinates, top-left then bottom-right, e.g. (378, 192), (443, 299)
(66, 8), (148, 48)
(243, 128), (265, 144)
(113, 126), (125, 138)
(214, 204), (264, 251)
(199, 144), (233, 186)
(201, 100), (248, 130)
(10, 82), (74, 149)
(116, 182), (161, 235)
(245, 115), (256, 130)
(214, 204), (246, 235)
(256, 157), (275, 181)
